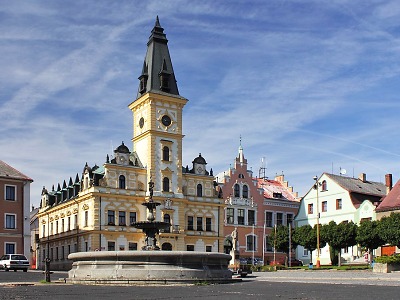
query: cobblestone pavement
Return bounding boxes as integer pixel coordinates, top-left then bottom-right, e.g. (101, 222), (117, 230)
(252, 269), (400, 286)
(1, 270), (400, 299)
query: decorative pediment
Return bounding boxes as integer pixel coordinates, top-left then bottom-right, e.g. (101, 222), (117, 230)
(161, 167), (173, 175)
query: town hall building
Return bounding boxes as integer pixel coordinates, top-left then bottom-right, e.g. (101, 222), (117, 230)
(37, 17), (225, 270)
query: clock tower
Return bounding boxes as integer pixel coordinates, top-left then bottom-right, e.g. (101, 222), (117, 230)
(128, 17), (187, 198)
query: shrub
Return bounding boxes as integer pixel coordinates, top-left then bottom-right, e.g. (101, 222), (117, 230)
(375, 254), (400, 264)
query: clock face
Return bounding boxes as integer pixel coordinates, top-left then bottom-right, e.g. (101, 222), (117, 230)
(197, 166), (203, 174)
(139, 117), (144, 128)
(161, 115), (171, 126)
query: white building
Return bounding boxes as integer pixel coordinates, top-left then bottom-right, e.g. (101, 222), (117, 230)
(295, 172), (389, 265)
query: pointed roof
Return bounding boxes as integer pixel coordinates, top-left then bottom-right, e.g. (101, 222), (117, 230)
(136, 16), (179, 98)
(376, 180), (400, 212)
(0, 160), (33, 181)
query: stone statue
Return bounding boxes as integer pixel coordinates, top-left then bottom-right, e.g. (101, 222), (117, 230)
(231, 228), (238, 251)
(148, 178), (154, 200)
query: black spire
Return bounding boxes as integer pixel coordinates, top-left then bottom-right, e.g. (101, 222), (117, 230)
(137, 16), (179, 98)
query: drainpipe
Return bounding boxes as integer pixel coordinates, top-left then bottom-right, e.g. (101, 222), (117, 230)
(99, 196), (102, 251)
(218, 206), (220, 252)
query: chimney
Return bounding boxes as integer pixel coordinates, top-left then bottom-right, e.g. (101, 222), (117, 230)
(385, 174), (393, 194)
(358, 173), (366, 182)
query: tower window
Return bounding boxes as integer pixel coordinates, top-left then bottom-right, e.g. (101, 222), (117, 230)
(159, 59), (170, 92)
(196, 184), (203, 197)
(234, 184), (240, 197)
(163, 146), (170, 161)
(119, 175), (126, 189)
(243, 185), (249, 198)
(163, 177), (170, 192)
(163, 214), (171, 233)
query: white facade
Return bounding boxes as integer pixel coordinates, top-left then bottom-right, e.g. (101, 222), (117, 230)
(295, 173), (386, 265)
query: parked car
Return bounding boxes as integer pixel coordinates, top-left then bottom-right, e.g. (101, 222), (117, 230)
(0, 254), (29, 272)
(289, 258), (303, 266)
(270, 257), (303, 266)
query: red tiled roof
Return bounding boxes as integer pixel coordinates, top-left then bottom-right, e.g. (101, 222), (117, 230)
(256, 178), (298, 201)
(376, 180), (400, 212)
(0, 160), (33, 181)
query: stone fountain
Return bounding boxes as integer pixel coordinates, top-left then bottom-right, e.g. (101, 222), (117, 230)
(131, 180), (170, 250)
(67, 180), (233, 285)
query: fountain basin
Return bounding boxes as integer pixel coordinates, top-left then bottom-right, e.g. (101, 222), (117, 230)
(67, 251), (234, 285)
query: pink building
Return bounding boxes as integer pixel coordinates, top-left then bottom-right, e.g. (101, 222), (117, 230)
(0, 160), (33, 257)
(216, 143), (300, 265)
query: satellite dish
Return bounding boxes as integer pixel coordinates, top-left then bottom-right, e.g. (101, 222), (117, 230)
(340, 168), (347, 175)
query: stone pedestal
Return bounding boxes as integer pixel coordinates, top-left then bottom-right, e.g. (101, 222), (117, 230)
(67, 251), (234, 284)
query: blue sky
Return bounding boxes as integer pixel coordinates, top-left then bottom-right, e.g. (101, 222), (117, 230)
(2, 0), (400, 207)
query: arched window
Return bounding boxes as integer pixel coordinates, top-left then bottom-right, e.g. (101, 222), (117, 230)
(243, 185), (249, 198)
(163, 177), (170, 192)
(163, 214), (171, 233)
(197, 184), (203, 197)
(234, 184), (240, 197)
(162, 146), (169, 161)
(321, 180), (327, 191)
(119, 175), (126, 189)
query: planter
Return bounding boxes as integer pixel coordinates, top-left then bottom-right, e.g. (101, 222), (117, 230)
(373, 263), (400, 273)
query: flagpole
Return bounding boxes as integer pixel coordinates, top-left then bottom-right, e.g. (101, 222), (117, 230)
(263, 223), (266, 266)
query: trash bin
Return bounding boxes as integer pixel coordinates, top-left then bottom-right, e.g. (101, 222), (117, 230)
(308, 263), (313, 269)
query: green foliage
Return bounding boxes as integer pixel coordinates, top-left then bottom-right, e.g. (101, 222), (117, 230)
(292, 225), (315, 252)
(356, 220), (383, 252)
(320, 221), (357, 266)
(375, 254), (400, 264)
(321, 221), (357, 251)
(378, 213), (400, 247)
(269, 225), (294, 254)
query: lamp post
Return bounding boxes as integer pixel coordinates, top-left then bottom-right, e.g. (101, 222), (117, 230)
(313, 176), (321, 268)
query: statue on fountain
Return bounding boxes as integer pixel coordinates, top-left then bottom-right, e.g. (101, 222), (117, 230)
(131, 178), (170, 250)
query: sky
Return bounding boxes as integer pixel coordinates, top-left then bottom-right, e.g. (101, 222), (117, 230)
(2, 0), (400, 208)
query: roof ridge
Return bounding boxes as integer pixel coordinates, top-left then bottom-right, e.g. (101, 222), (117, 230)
(0, 160), (33, 181)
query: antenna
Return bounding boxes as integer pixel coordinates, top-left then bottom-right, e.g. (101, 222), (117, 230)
(259, 157), (267, 180)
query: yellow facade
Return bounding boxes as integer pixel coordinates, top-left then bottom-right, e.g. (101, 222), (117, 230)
(37, 19), (225, 270)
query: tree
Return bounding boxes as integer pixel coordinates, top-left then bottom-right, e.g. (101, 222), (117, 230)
(292, 224), (326, 265)
(321, 221), (357, 266)
(378, 213), (400, 248)
(356, 220), (384, 262)
(269, 225), (295, 266)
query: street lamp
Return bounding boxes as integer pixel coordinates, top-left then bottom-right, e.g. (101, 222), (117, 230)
(313, 176), (321, 268)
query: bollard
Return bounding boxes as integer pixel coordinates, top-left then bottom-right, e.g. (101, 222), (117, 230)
(44, 257), (51, 282)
